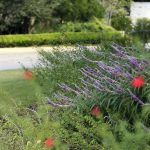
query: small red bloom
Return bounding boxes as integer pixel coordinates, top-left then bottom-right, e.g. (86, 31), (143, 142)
(44, 138), (54, 148)
(23, 70), (33, 79)
(91, 105), (101, 117)
(132, 75), (144, 88)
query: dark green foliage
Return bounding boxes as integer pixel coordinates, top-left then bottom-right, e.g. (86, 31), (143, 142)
(58, 22), (103, 32)
(133, 18), (150, 43)
(0, 32), (131, 47)
(0, 0), (25, 34)
(142, 104), (150, 128)
(52, 109), (150, 150)
(57, 19), (116, 32)
(0, 117), (24, 150)
(0, 0), (133, 35)
(56, 109), (115, 150)
(111, 12), (132, 32)
(53, 0), (104, 22)
(0, 0), (58, 34)
(0, 0), (104, 34)
(1, 107), (150, 150)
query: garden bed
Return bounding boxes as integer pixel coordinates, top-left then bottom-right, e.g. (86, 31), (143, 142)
(0, 44), (150, 150)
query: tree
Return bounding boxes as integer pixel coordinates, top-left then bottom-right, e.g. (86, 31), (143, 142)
(0, 0), (59, 34)
(134, 18), (150, 43)
(111, 10), (132, 32)
(0, 0), (24, 34)
(99, 0), (132, 25)
(53, 0), (104, 22)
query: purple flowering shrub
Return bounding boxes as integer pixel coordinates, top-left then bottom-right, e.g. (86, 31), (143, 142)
(47, 44), (150, 125)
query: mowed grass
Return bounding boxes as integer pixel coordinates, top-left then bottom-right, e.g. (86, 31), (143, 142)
(0, 70), (43, 114)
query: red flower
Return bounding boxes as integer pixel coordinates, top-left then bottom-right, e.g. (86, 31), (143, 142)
(23, 70), (33, 79)
(44, 138), (54, 148)
(91, 105), (101, 117)
(132, 75), (144, 88)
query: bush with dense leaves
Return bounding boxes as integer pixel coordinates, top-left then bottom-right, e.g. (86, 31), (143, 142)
(57, 19), (116, 32)
(53, 0), (104, 22)
(1, 105), (149, 150)
(53, 109), (150, 150)
(35, 44), (150, 126)
(111, 12), (132, 32)
(0, 32), (131, 48)
(34, 44), (150, 149)
(133, 18), (150, 43)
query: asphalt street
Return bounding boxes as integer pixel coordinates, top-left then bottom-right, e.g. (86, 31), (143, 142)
(0, 46), (88, 70)
(0, 47), (41, 70)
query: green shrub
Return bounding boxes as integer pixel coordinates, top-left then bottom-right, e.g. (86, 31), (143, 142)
(0, 32), (131, 47)
(34, 44), (150, 149)
(53, 0), (104, 22)
(0, 106), (68, 150)
(1, 105), (150, 150)
(51, 109), (150, 150)
(111, 12), (132, 32)
(35, 44), (150, 124)
(55, 109), (118, 150)
(57, 20), (116, 32)
(58, 45), (150, 124)
(133, 18), (150, 43)
(0, 119), (24, 150)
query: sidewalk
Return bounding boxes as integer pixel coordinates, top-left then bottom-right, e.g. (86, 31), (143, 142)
(0, 45), (97, 71)
(0, 47), (39, 70)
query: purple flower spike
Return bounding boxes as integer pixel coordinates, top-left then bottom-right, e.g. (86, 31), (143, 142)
(127, 56), (139, 67)
(128, 89), (144, 105)
(111, 45), (128, 57)
(125, 72), (133, 80)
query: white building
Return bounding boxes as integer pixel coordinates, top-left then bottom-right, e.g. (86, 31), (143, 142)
(131, 1), (150, 23)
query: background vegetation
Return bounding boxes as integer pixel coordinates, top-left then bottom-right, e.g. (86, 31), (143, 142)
(1, 0), (150, 44)
(0, 0), (131, 34)
(1, 0), (150, 149)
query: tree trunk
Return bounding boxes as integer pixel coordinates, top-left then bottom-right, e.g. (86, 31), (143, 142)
(28, 16), (36, 33)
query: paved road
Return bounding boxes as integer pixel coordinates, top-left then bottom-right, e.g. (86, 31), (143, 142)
(0, 46), (94, 71)
(0, 46), (69, 70)
(0, 47), (40, 70)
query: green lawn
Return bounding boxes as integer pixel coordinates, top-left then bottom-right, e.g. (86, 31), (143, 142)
(0, 70), (43, 115)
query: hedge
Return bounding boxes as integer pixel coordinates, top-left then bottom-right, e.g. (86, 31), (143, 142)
(0, 32), (131, 47)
